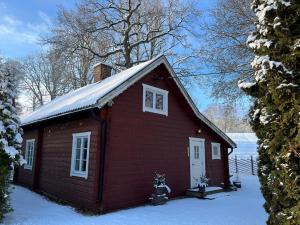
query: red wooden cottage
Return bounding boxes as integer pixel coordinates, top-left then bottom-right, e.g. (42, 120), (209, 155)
(16, 55), (236, 212)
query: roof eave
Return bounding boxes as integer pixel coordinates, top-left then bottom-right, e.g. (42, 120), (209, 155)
(21, 55), (236, 148)
(21, 105), (97, 127)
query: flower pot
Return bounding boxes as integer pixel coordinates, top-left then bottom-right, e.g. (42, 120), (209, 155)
(150, 194), (167, 205)
(233, 181), (241, 188)
(154, 187), (166, 195)
(198, 186), (206, 193)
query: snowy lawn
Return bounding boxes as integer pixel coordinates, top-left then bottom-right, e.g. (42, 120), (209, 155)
(3, 175), (267, 225)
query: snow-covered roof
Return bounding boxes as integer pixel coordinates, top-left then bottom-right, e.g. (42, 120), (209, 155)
(21, 55), (236, 148)
(21, 57), (157, 126)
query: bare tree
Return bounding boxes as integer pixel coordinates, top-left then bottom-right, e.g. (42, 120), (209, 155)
(21, 51), (73, 110)
(44, 0), (200, 69)
(203, 104), (252, 133)
(61, 48), (95, 88)
(197, 0), (255, 102)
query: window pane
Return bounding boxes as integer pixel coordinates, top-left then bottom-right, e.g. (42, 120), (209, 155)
(194, 146), (199, 159)
(29, 150), (32, 165)
(76, 138), (81, 149)
(27, 152), (31, 165)
(26, 142), (34, 166)
(155, 93), (164, 110)
(83, 138), (88, 149)
(75, 159), (80, 171)
(82, 149), (87, 160)
(213, 146), (219, 155)
(81, 160), (87, 172)
(75, 148), (81, 160)
(25, 148), (29, 161)
(145, 90), (153, 108)
(26, 143), (29, 159)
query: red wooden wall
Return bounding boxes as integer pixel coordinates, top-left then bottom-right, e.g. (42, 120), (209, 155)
(101, 64), (230, 211)
(16, 63), (231, 212)
(17, 114), (101, 210)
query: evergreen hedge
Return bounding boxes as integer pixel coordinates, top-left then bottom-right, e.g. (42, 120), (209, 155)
(240, 0), (300, 224)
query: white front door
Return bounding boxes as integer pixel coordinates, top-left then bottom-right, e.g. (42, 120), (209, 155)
(189, 138), (206, 188)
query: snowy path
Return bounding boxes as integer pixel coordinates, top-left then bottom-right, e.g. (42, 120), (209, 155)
(3, 175), (267, 225)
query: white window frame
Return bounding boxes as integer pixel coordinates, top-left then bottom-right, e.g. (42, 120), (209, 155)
(24, 139), (35, 170)
(211, 142), (221, 160)
(70, 132), (91, 179)
(142, 84), (168, 116)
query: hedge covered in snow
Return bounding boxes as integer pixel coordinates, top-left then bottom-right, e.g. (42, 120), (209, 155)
(240, 0), (300, 224)
(0, 58), (24, 222)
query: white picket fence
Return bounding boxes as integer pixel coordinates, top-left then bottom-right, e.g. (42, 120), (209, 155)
(229, 154), (258, 176)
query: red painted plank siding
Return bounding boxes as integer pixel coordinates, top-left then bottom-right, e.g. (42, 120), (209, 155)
(17, 113), (101, 210)
(102, 64), (230, 211)
(17, 63), (231, 212)
(38, 115), (100, 209)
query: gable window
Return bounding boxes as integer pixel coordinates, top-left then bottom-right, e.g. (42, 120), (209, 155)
(70, 132), (91, 179)
(211, 142), (221, 160)
(24, 139), (35, 170)
(143, 84), (168, 116)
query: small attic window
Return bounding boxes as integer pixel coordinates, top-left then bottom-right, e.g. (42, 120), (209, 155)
(142, 84), (168, 116)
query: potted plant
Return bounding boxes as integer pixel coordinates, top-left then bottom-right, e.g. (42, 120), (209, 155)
(150, 173), (171, 205)
(197, 175), (209, 193)
(232, 172), (241, 188)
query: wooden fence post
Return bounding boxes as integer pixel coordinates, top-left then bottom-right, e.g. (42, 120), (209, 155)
(251, 155), (254, 175)
(235, 155), (238, 174)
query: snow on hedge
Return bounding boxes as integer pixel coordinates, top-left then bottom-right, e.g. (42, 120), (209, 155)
(0, 59), (24, 163)
(239, 0), (295, 93)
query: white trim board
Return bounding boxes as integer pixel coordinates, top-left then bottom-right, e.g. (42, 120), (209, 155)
(189, 137), (206, 188)
(24, 139), (35, 170)
(142, 84), (168, 116)
(70, 131), (91, 179)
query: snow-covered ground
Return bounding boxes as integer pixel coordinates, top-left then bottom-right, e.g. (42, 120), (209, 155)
(3, 175), (267, 225)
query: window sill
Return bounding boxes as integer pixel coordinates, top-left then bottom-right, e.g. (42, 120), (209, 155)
(70, 172), (88, 179)
(212, 157), (221, 160)
(24, 165), (33, 170)
(143, 107), (168, 116)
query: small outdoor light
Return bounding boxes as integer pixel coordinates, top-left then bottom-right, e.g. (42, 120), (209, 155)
(107, 100), (114, 107)
(197, 129), (202, 134)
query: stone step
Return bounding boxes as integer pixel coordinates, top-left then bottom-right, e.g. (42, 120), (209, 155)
(186, 186), (225, 198)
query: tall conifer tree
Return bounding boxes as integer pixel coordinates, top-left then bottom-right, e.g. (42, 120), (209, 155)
(239, 0), (300, 224)
(0, 58), (24, 221)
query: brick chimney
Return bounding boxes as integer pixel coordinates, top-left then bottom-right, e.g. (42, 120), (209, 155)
(93, 62), (112, 82)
